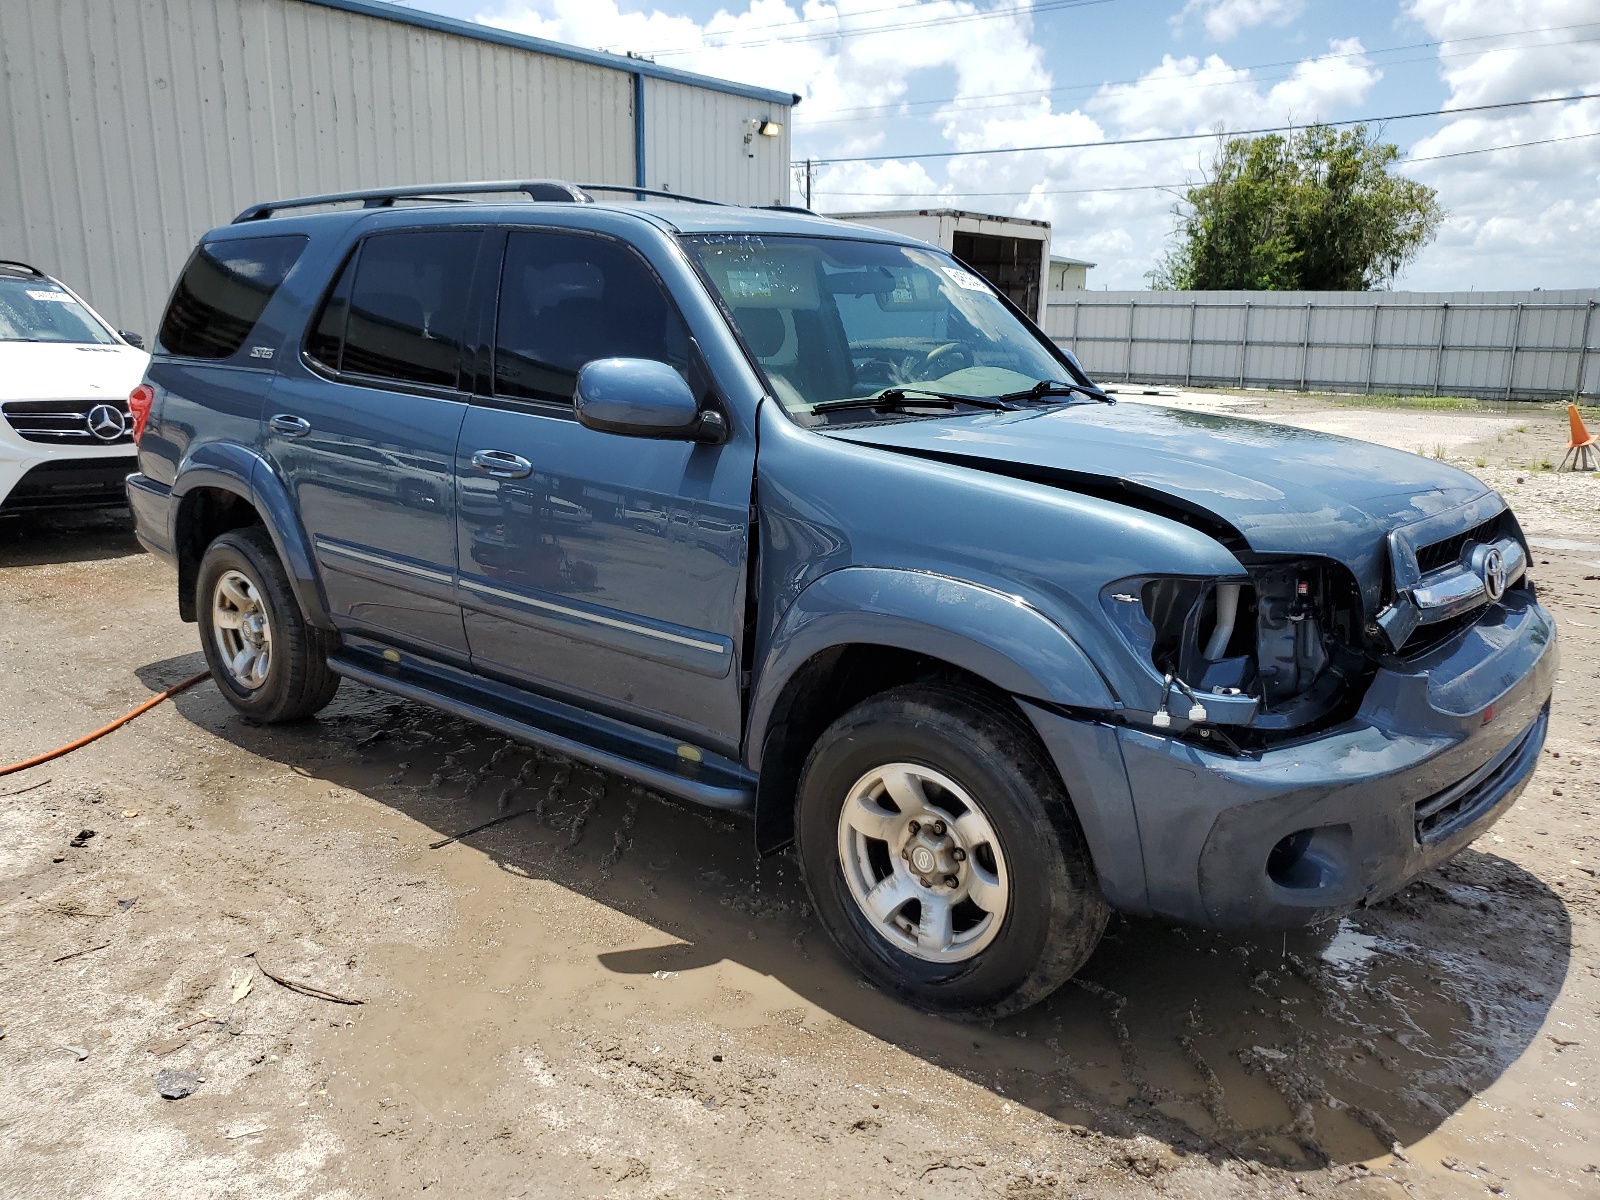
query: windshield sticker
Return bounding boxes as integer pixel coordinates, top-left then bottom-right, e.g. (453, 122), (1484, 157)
(25, 289), (74, 303)
(724, 269), (774, 301)
(941, 266), (989, 292)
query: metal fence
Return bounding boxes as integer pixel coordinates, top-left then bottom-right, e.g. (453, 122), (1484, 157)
(1044, 289), (1600, 402)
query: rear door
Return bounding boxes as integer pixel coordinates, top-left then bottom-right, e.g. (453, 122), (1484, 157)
(266, 228), (489, 660)
(455, 227), (755, 751)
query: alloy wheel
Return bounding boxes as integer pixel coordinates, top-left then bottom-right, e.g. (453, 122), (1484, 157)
(836, 762), (1010, 963)
(211, 568), (273, 690)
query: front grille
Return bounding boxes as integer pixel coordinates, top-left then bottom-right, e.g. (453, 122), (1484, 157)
(1415, 514), (1503, 576)
(2, 457), (137, 511)
(1400, 608), (1482, 658)
(1414, 710), (1545, 843)
(1, 398), (133, 445)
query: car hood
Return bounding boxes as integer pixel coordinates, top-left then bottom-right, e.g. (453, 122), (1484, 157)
(826, 401), (1493, 593)
(0, 342), (149, 402)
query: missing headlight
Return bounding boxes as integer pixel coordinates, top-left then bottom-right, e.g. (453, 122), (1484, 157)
(1103, 558), (1370, 740)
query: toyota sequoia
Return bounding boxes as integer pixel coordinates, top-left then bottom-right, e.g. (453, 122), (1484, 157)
(124, 182), (1556, 1018)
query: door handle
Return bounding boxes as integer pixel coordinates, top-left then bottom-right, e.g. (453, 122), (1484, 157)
(269, 413), (312, 437)
(470, 449), (533, 480)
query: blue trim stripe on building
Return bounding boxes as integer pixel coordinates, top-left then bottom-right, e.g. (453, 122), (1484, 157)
(634, 72), (648, 192)
(297, 0), (800, 108)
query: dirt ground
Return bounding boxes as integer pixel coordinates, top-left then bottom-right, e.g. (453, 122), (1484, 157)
(1, 392), (1597, 1199)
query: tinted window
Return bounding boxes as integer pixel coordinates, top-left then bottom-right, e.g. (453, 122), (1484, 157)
(158, 235), (308, 359)
(494, 231), (690, 404)
(338, 231), (479, 388)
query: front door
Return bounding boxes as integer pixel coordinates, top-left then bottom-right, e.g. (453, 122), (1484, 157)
(266, 228), (487, 660)
(455, 228), (754, 751)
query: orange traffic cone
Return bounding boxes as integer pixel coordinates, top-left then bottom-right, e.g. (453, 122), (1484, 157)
(1558, 403), (1598, 472)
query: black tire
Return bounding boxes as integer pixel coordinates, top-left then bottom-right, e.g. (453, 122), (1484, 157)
(196, 526), (340, 723)
(795, 683), (1108, 1020)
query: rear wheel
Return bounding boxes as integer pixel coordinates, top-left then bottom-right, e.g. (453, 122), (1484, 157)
(196, 527), (340, 723)
(795, 683), (1107, 1019)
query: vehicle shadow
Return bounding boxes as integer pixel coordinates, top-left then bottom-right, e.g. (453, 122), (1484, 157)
(0, 507), (139, 567)
(142, 659), (1571, 1171)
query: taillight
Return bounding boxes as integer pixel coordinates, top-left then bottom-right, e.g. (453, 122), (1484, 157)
(128, 384), (154, 443)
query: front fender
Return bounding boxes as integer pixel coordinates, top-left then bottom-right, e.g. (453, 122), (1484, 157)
(172, 443), (332, 630)
(746, 566), (1117, 766)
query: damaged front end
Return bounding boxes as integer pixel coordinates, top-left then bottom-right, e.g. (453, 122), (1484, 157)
(1102, 557), (1371, 746)
(1100, 495), (1533, 750)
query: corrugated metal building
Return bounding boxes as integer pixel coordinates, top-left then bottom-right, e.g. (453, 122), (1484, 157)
(1, 0), (798, 338)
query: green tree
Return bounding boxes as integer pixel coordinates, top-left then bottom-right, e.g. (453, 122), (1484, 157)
(1151, 124), (1445, 291)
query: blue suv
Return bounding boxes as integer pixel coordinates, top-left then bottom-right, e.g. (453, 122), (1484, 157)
(126, 181), (1556, 1018)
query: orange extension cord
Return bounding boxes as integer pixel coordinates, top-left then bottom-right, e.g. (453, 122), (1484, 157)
(0, 670), (211, 778)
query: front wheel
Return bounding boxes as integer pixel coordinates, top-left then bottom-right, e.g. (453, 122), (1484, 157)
(196, 526), (341, 723)
(795, 684), (1108, 1019)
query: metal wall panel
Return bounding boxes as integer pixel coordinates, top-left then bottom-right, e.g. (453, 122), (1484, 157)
(1046, 290), (1600, 402)
(2, 0), (788, 337)
(641, 77), (790, 208)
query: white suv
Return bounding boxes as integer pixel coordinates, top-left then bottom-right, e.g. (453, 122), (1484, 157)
(1, 261), (150, 516)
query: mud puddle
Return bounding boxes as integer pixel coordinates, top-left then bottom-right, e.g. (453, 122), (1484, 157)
(154, 680), (1570, 1178)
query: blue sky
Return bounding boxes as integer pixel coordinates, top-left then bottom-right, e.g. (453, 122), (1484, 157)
(403, 0), (1599, 290)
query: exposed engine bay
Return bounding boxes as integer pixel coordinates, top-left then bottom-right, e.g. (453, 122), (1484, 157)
(1138, 559), (1372, 744)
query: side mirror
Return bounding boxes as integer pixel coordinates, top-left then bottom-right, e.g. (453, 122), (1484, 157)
(119, 330), (145, 349)
(575, 358), (726, 443)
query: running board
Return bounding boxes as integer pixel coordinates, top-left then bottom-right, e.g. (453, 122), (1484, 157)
(328, 645), (755, 812)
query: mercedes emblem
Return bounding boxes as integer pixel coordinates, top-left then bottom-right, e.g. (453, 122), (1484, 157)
(85, 404), (127, 441)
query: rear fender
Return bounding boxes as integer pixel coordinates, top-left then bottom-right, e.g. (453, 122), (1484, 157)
(172, 443), (331, 629)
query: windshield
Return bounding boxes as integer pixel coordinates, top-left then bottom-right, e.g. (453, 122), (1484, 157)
(0, 276), (116, 344)
(683, 234), (1083, 420)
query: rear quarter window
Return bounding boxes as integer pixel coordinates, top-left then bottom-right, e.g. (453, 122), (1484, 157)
(158, 235), (308, 359)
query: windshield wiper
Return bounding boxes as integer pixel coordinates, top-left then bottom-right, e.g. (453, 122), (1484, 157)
(812, 387), (1016, 415)
(994, 379), (1114, 405)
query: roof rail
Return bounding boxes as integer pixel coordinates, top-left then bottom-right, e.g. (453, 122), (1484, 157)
(0, 260), (47, 277)
(574, 183), (726, 207)
(232, 179), (594, 223)
(232, 179), (734, 224)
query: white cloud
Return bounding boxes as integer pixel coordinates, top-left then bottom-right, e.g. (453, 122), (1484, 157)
(471, 1), (1599, 290)
(1399, 0), (1600, 289)
(1092, 39), (1379, 133)
(1173, 0), (1305, 42)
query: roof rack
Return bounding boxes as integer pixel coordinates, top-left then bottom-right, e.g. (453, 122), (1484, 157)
(575, 183), (725, 207)
(0, 260), (47, 277)
(233, 179), (726, 223)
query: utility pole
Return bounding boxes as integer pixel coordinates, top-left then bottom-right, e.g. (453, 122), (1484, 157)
(804, 158), (814, 209)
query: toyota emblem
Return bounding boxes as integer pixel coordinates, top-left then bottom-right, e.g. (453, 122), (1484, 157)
(85, 404), (127, 441)
(1478, 546), (1507, 602)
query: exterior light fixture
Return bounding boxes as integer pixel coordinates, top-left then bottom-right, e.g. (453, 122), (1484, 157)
(758, 120), (782, 137)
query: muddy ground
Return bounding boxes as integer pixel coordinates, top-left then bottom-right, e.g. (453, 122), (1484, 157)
(1, 392), (1596, 1199)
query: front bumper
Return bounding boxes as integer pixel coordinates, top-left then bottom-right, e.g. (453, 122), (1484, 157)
(1, 456), (138, 513)
(1028, 590), (1556, 930)
(1, 418), (137, 513)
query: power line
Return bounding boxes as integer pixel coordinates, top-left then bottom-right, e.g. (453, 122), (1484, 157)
(1405, 127), (1600, 163)
(800, 90), (1600, 165)
(811, 129), (1600, 199)
(794, 23), (1600, 126)
(641, 0), (945, 48)
(643, 0), (1113, 58)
